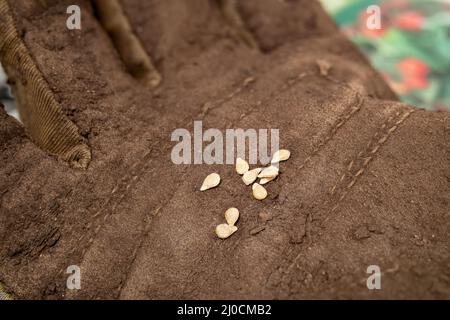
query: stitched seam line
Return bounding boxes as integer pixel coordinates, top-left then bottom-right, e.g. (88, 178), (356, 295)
(326, 108), (416, 217)
(269, 107), (416, 293)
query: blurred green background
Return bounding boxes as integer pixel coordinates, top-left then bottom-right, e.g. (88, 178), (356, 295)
(320, 0), (450, 111)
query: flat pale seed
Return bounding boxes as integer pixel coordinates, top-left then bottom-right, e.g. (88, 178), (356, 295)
(236, 157), (249, 175)
(258, 166), (279, 179)
(200, 173), (220, 191)
(252, 183), (268, 200)
(260, 176), (276, 185)
(242, 168), (262, 186)
(215, 224), (238, 239)
(225, 207), (239, 226)
(271, 149), (291, 163)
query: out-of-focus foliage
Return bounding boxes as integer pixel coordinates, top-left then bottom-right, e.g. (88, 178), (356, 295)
(321, 0), (450, 111)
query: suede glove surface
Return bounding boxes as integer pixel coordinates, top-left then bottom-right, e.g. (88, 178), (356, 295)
(0, 0), (449, 299)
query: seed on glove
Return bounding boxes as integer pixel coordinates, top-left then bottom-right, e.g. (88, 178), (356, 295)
(260, 176), (276, 185)
(258, 166), (279, 179)
(252, 183), (268, 200)
(200, 173), (221, 191)
(236, 157), (249, 175)
(225, 207), (240, 226)
(215, 223), (238, 239)
(242, 168), (262, 186)
(208, 148), (290, 238)
(271, 149), (291, 163)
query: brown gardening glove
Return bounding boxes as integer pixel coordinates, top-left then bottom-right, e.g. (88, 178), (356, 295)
(0, 0), (449, 299)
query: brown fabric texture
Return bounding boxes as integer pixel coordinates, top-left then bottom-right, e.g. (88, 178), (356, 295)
(0, 0), (449, 299)
(93, 0), (161, 88)
(0, 0), (91, 169)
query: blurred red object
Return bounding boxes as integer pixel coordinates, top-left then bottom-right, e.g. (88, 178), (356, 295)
(397, 58), (429, 91)
(393, 11), (425, 31)
(398, 58), (429, 78)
